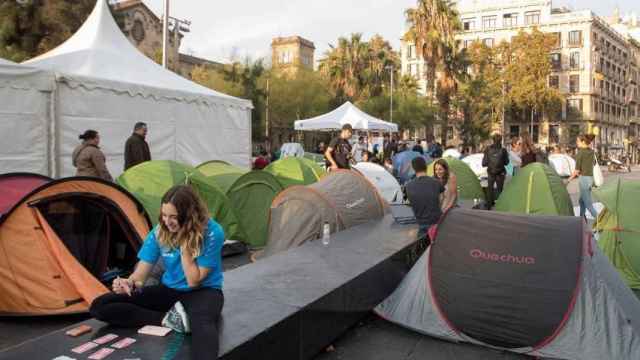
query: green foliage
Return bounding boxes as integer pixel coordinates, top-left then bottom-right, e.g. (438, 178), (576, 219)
(318, 33), (399, 104)
(0, 0), (122, 62)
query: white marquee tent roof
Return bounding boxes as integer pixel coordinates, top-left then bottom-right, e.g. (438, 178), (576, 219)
(294, 102), (398, 132)
(23, 0), (250, 108)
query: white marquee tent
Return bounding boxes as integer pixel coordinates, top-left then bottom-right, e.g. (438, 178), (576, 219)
(1, 0), (252, 177)
(294, 102), (398, 132)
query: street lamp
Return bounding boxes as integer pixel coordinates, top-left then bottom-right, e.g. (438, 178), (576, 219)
(385, 65), (394, 123)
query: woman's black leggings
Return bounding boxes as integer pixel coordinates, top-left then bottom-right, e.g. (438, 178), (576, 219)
(90, 285), (224, 360)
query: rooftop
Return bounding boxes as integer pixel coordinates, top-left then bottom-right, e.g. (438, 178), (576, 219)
(271, 36), (316, 49)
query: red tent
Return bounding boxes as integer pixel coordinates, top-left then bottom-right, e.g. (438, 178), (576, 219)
(0, 173), (52, 216)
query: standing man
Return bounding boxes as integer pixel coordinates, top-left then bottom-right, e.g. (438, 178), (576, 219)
(124, 122), (151, 171)
(351, 136), (367, 163)
(404, 156), (444, 260)
(325, 124), (353, 171)
(482, 133), (509, 209)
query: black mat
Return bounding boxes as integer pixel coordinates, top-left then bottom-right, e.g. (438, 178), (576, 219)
(0, 215), (416, 360)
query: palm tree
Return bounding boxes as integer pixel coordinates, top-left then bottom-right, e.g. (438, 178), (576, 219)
(319, 33), (370, 104)
(405, 0), (461, 145)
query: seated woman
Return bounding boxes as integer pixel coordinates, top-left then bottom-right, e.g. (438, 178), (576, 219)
(90, 185), (225, 360)
(433, 159), (458, 211)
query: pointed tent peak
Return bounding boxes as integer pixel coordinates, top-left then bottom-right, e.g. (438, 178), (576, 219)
(294, 101), (398, 132)
(23, 0), (250, 107)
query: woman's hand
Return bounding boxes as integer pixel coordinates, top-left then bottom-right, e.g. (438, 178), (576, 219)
(112, 277), (134, 296)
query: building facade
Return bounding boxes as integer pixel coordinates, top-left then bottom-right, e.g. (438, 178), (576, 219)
(112, 0), (222, 79)
(401, 0), (636, 153)
(271, 36), (316, 75)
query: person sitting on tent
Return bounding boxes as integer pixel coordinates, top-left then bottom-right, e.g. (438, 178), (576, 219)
(72, 129), (113, 181)
(566, 134), (599, 220)
(124, 122), (151, 171)
(433, 159), (458, 211)
(482, 133), (509, 209)
(325, 124), (354, 170)
(90, 185), (225, 360)
(404, 157), (444, 254)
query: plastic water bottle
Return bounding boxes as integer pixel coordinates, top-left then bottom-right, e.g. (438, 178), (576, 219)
(322, 222), (331, 246)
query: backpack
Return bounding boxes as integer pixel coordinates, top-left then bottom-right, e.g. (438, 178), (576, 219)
(486, 147), (507, 176)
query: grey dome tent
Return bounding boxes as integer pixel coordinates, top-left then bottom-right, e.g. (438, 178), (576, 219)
(262, 170), (387, 258)
(376, 208), (640, 359)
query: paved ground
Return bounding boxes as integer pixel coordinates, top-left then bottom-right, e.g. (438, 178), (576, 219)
(1, 167), (639, 357)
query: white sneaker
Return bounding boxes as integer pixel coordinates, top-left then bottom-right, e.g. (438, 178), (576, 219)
(162, 301), (191, 333)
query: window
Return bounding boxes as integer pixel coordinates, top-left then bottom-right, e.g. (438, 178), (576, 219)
(410, 64), (418, 76)
(463, 40), (473, 48)
(549, 125), (560, 144)
(551, 32), (561, 48)
(570, 51), (580, 69)
(482, 16), (497, 30)
(567, 99), (583, 111)
(550, 53), (561, 70)
(279, 51), (292, 64)
(503, 13), (518, 27)
(447, 126), (454, 140)
(483, 38), (494, 47)
(524, 11), (540, 25)
(463, 19), (476, 31)
(569, 75), (580, 93)
(509, 125), (520, 138)
(568, 30), (582, 46)
(530, 125), (540, 143)
(549, 75), (559, 89)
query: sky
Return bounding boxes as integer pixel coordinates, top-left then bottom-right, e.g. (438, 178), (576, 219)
(141, 0), (639, 64)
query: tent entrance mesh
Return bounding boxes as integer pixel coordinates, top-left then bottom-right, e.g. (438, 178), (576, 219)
(30, 193), (140, 283)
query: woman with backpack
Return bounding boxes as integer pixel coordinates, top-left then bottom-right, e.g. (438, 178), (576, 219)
(567, 134), (598, 220)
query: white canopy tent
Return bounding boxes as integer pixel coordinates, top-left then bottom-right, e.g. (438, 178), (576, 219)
(13, 0), (252, 177)
(294, 102), (398, 132)
(0, 60), (55, 175)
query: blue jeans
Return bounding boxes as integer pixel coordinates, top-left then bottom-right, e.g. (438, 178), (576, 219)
(579, 176), (598, 219)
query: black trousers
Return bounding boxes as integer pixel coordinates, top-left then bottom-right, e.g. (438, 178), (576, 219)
(487, 173), (506, 208)
(90, 285), (224, 360)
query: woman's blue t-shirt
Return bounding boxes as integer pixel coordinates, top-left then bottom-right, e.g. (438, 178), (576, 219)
(138, 219), (224, 291)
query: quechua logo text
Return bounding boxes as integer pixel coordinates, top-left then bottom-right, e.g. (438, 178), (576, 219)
(470, 249), (536, 265)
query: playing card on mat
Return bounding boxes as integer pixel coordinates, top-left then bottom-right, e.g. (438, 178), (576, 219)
(93, 334), (118, 345)
(88, 347), (114, 360)
(111, 337), (136, 349)
(71, 341), (99, 354)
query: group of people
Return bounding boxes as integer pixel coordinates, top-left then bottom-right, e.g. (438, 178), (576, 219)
(72, 122), (151, 180)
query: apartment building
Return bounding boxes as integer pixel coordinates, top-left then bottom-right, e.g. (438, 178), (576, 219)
(401, 0), (635, 152)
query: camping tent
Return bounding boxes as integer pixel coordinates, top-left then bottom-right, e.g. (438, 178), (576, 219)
(393, 151), (430, 185)
(354, 162), (402, 204)
(376, 208), (640, 360)
(0, 177), (151, 315)
(442, 148), (462, 159)
(495, 163), (573, 216)
(0, 173), (52, 216)
(265, 157), (326, 188)
(0, 58), (15, 65)
(263, 170), (387, 258)
(427, 157), (485, 201)
(117, 160), (244, 242)
(461, 153), (487, 180)
(549, 154), (576, 177)
(0, 61), (55, 175)
(594, 178), (640, 289)
(19, 0), (252, 177)
(196, 161), (249, 193)
(294, 102), (398, 132)
(227, 171), (285, 248)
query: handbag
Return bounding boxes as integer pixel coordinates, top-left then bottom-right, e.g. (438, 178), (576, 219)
(592, 153), (604, 187)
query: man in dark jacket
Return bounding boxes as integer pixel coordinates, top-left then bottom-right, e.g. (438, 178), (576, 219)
(482, 133), (509, 209)
(124, 122), (151, 171)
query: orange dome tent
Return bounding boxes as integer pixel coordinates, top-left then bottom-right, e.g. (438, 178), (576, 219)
(0, 176), (150, 316)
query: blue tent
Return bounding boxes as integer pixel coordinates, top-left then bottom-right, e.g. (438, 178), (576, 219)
(393, 151), (431, 184)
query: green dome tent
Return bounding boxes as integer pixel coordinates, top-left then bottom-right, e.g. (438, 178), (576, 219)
(495, 163), (573, 216)
(265, 157), (326, 188)
(427, 157), (485, 201)
(594, 178), (640, 289)
(196, 161), (248, 193)
(227, 171), (284, 248)
(117, 160), (245, 241)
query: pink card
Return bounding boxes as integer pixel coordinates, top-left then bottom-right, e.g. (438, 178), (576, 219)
(138, 325), (172, 337)
(71, 341), (99, 354)
(111, 337), (136, 349)
(88, 347), (115, 360)
(93, 334), (118, 345)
